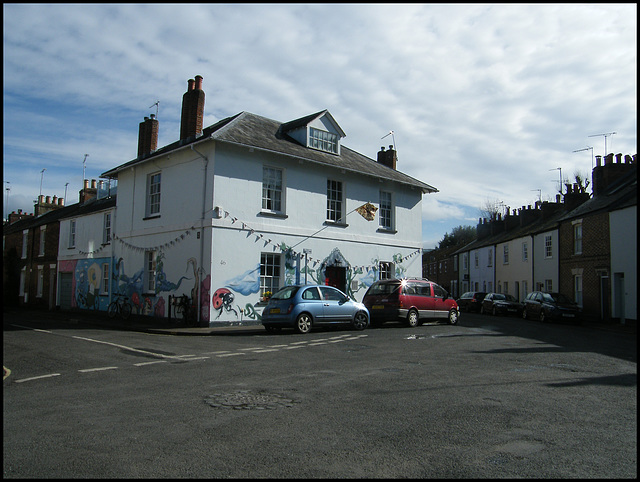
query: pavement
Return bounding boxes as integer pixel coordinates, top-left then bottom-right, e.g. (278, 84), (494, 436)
(3, 306), (637, 336)
(3, 307), (266, 336)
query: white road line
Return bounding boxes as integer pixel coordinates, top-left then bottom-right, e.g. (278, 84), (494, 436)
(238, 347), (263, 351)
(202, 350), (231, 355)
(217, 352), (246, 358)
(71, 335), (185, 360)
(283, 345), (305, 350)
(267, 344), (288, 348)
(78, 367), (118, 373)
(252, 349), (280, 353)
(9, 324), (53, 334)
(15, 373), (61, 383)
(328, 339), (346, 343)
(134, 361), (168, 367)
(290, 341), (309, 345)
(308, 342), (328, 346)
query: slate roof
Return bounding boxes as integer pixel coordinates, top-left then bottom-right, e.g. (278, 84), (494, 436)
(101, 111), (437, 194)
(3, 196), (116, 235)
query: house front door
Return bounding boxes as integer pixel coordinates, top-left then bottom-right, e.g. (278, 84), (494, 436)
(324, 266), (346, 293)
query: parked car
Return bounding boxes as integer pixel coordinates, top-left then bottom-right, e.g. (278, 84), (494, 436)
(362, 278), (459, 327)
(522, 291), (581, 322)
(456, 291), (487, 312)
(261, 284), (369, 334)
(480, 292), (523, 316)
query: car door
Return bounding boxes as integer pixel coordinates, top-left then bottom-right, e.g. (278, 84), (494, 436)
(415, 282), (436, 319)
(318, 286), (350, 322)
(300, 286), (324, 321)
(528, 292), (542, 319)
(431, 283), (450, 319)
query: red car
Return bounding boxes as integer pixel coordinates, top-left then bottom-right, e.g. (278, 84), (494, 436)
(362, 278), (459, 327)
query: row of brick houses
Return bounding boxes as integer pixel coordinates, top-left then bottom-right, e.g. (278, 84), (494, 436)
(424, 152), (636, 325)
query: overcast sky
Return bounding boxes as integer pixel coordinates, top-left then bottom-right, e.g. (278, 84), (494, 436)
(3, 3), (637, 248)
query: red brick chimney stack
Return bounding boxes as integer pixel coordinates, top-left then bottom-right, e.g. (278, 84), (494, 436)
(180, 75), (205, 141)
(137, 114), (159, 159)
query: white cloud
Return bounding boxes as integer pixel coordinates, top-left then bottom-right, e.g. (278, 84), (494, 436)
(3, 3), (636, 241)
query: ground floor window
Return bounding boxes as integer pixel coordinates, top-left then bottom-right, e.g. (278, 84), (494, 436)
(574, 275), (583, 307)
(260, 253), (281, 296)
(379, 261), (394, 280)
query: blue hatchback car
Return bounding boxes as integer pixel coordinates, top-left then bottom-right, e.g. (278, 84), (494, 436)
(261, 284), (370, 334)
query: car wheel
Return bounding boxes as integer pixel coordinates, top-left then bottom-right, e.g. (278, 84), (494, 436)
(448, 309), (459, 325)
(522, 308), (528, 320)
(352, 311), (368, 331)
(295, 313), (313, 334)
(539, 310), (546, 323)
(406, 309), (419, 328)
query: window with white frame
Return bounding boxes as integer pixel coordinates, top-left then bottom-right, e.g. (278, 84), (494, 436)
(145, 250), (157, 293)
(463, 253), (468, 270)
(488, 248), (493, 267)
(260, 253), (281, 296)
(522, 280), (528, 299)
(326, 180), (343, 222)
(574, 274), (583, 306)
(503, 245), (509, 264)
(522, 241), (528, 262)
(21, 230), (28, 258)
(379, 191), (393, 230)
(262, 167), (284, 213)
(103, 213), (111, 245)
(544, 279), (553, 292)
(474, 252), (478, 268)
(37, 266), (44, 298)
(146, 172), (161, 217)
(69, 221), (76, 249)
(573, 221), (583, 255)
(19, 267), (26, 297)
(39, 226), (46, 256)
(309, 127), (338, 154)
(379, 261), (394, 280)
(544, 235), (552, 258)
(101, 263), (109, 295)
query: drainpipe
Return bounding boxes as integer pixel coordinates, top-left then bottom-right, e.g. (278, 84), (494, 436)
(190, 144), (209, 325)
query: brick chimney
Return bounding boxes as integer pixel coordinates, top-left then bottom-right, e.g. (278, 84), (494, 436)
(34, 193), (65, 216)
(592, 152), (636, 196)
(377, 145), (397, 170)
(79, 179), (98, 204)
(137, 114), (159, 159)
(180, 75), (205, 141)
(8, 209), (34, 224)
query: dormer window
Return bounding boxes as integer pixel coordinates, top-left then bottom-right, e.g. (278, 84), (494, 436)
(309, 127), (338, 154)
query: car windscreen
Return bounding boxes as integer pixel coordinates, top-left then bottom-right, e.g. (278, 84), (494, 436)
(368, 282), (400, 295)
(271, 286), (300, 300)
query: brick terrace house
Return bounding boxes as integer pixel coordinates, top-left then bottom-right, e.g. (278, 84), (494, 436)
(558, 153), (637, 324)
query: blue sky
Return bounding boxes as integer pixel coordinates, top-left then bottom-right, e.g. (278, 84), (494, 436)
(3, 4), (637, 248)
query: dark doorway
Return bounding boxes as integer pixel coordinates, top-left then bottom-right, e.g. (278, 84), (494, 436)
(325, 266), (347, 293)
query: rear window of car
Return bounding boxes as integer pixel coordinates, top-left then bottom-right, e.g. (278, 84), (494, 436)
(367, 282), (400, 295)
(272, 286), (299, 300)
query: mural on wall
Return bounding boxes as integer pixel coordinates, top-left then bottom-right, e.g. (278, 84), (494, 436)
(74, 258), (110, 311)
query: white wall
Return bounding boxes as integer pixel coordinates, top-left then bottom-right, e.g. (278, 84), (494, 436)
(532, 229), (559, 291)
(610, 205), (637, 321)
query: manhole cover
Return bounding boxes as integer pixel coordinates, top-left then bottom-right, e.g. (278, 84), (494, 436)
(204, 390), (298, 410)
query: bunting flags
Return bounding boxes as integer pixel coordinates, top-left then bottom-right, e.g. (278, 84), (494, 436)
(111, 228), (194, 253)
(220, 209), (421, 271)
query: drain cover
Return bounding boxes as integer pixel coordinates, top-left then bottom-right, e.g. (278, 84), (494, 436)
(204, 390), (298, 410)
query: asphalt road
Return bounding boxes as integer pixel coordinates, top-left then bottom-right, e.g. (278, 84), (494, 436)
(3, 311), (637, 478)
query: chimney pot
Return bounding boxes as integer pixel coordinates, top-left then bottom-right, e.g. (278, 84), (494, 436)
(91, 179), (97, 189)
(195, 75), (203, 90)
(615, 153), (622, 163)
(84, 179), (90, 189)
(58, 198), (64, 206)
(595, 155), (602, 166)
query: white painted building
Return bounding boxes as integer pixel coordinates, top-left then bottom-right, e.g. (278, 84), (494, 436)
(100, 76), (437, 325)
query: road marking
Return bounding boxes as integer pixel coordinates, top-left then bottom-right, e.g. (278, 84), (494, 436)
(289, 341), (309, 345)
(78, 367), (118, 373)
(252, 348), (280, 353)
(328, 339), (346, 343)
(134, 361), (168, 367)
(308, 342), (328, 346)
(216, 352), (246, 358)
(14, 373), (61, 383)
(9, 323), (53, 334)
(71, 335), (186, 360)
(283, 345), (305, 350)
(202, 350), (231, 355)
(238, 347), (263, 351)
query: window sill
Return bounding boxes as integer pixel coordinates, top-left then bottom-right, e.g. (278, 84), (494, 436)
(258, 211), (288, 219)
(377, 228), (397, 234)
(324, 220), (348, 228)
(143, 215), (161, 221)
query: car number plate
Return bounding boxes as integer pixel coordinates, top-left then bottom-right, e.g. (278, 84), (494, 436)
(269, 308), (281, 314)
(372, 305), (384, 310)
(563, 313), (575, 318)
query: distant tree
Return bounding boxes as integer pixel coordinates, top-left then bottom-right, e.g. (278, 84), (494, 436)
(438, 225), (476, 249)
(568, 169), (590, 194)
(478, 197), (505, 220)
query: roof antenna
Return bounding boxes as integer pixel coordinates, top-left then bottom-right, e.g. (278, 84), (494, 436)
(381, 130), (396, 151)
(149, 100), (160, 118)
(587, 132), (616, 157)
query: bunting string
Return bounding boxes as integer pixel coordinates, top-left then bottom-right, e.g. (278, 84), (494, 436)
(111, 227), (195, 253)
(220, 210), (421, 272)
